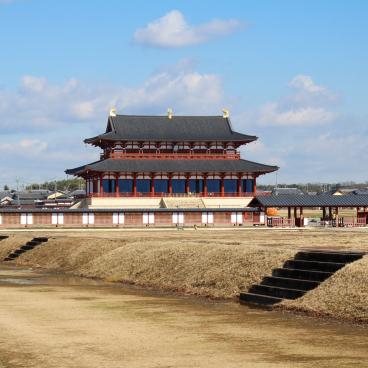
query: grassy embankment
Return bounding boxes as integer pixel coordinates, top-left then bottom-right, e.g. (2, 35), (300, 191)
(0, 229), (367, 322)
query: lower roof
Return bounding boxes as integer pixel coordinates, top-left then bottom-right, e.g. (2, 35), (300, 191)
(66, 159), (278, 176)
(249, 195), (368, 208)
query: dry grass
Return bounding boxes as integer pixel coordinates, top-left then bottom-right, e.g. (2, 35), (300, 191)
(1, 229), (368, 321)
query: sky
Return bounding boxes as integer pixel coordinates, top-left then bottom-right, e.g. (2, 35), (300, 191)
(0, 0), (367, 188)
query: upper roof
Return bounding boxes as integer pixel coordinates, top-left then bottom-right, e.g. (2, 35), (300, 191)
(65, 158), (278, 176)
(249, 194), (368, 207)
(84, 115), (257, 144)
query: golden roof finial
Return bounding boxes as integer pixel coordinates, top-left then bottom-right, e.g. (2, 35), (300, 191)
(222, 108), (230, 118)
(109, 107), (117, 117)
(167, 107), (173, 119)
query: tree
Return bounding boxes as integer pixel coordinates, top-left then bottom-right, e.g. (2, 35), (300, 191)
(3, 185), (9, 191)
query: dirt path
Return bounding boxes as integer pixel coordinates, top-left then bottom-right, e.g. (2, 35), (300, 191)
(0, 267), (367, 368)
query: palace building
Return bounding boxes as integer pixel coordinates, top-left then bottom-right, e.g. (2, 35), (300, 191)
(66, 109), (278, 209)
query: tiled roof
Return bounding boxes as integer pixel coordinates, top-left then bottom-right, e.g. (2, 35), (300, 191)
(250, 194), (368, 207)
(85, 115), (257, 144)
(66, 158), (278, 176)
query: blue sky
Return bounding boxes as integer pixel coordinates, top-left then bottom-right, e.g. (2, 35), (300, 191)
(0, 0), (367, 188)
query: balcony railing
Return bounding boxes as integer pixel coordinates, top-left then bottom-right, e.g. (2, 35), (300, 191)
(101, 151), (241, 160)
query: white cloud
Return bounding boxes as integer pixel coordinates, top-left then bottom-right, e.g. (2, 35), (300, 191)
(258, 75), (339, 126)
(259, 103), (337, 126)
(0, 62), (225, 134)
(133, 10), (243, 48)
(0, 139), (48, 156)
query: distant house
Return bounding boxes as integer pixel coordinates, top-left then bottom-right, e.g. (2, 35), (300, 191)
(0, 192), (14, 207)
(272, 187), (305, 196)
(13, 190), (50, 208)
(68, 189), (86, 199)
(47, 191), (67, 200)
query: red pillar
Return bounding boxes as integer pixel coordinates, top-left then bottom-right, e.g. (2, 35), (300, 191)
(150, 174), (155, 197)
(253, 176), (257, 195)
(133, 174), (137, 196)
(203, 175), (208, 196)
(237, 175), (242, 197)
(168, 175), (172, 195)
(115, 174), (119, 197)
(99, 174), (103, 196)
(185, 174), (190, 194)
(220, 176), (225, 197)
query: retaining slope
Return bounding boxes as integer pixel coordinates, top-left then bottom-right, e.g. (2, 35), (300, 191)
(240, 250), (366, 306)
(3, 237), (48, 261)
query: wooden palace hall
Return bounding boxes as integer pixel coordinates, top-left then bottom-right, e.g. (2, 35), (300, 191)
(65, 109), (278, 209)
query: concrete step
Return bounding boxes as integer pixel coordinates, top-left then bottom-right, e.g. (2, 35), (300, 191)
(272, 268), (333, 282)
(295, 251), (364, 264)
(261, 276), (320, 291)
(239, 292), (283, 306)
(284, 259), (346, 272)
(33, 237), (48, 243)
(26, 241), (41, 247)
(20, 245), (35, 251)
(249, 284), (306, 300)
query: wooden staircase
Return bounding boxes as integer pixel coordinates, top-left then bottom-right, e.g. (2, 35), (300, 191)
(3, 237), (48, 262)
(240, 250), (366, 306)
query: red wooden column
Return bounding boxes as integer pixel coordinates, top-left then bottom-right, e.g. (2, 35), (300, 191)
(237, 175), (242, 197)
(203, 174), (208, 196)
(220, 175), (225, 197)
(133, 174), (137, 197)
(115, 174), (119, 197)
(253, 176), (257, 195)
(185, 174), (190, 194)
(168, 174), (172, 195)
(99, 174), (103, 196)
(150, 174), (155, 197)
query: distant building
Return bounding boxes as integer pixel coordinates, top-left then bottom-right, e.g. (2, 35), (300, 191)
(272, 187), (305, 196)
(66, 111), (278, 209)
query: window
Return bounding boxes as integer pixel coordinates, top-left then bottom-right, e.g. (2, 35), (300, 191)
(207, 179), (220, 194)
(242, 179), (254, 193)
(102, 179), (116, 193)
(52, 213), (64, 225)
(119, 179), (133, 193)
(224, 179), (237, 193)
(231, 212), (243, 225)
(201, 212), (214, 224)
(189, 179), (203, 193)
(82, 213), (94, 225)
(113, 213), (125, 225)
(172, 212), (184, 224)
(154, 179), (168, 193)
(172, 179), (186, 193)
(20, 213), (33, 225)
(143, 212), (155, 225)
(136, 179), (150, 193)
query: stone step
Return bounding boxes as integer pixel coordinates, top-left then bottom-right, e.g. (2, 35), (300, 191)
(295, 251), (364, 264)
(239, 292), (283, 306)
(284, 259), (346, 272)
(272, 267), (333, 282)
(249, 284), (306, 300)
(14, 249), (26, 255)
(261, 276), (320, 291)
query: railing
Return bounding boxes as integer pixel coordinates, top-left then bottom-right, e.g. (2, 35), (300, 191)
(102, 151), (241, 160)
(87, 192), (256, 198)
